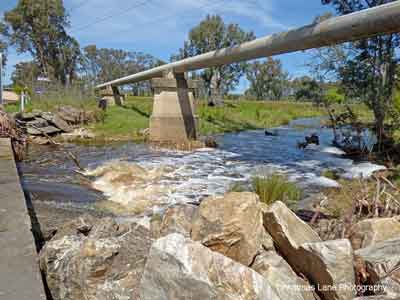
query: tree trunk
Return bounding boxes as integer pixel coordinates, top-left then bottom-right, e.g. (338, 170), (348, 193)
(373, 106), (386, 150)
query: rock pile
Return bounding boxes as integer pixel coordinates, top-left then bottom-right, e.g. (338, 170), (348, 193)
(15, 106), (98, 138)
(39, 193), (400, 300)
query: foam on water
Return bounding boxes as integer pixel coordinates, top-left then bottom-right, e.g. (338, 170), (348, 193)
(21, 117), (386, 213)
(84, 136), (384, 211)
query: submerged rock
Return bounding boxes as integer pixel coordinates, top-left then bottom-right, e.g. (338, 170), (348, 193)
(139, 233), (280, 300)
(300, 239), (356, 300)
(355, 238), (400, 297)
(39, 217), (153, 300)
(191, 192), (265, 266)
(348, 218), (400, 250)
(263, 201), (321, 272)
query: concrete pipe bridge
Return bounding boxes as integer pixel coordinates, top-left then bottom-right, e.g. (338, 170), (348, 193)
(96, 1), (400, 142)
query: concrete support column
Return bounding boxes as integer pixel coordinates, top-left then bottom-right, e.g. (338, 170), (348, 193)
(100, 85), (124, 106)
(149, 72), (199, 142)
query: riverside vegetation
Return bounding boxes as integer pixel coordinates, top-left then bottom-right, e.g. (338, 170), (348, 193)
(4, 95), (325, 140)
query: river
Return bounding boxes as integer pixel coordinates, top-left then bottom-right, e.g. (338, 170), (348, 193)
(19, 117), (385, 218)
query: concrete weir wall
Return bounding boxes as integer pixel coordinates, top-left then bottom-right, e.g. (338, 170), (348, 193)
(0, 138), (46, 299)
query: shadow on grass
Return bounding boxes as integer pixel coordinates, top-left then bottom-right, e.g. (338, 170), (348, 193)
(205, 115), (259, 132)
(124, 104), (151, 118)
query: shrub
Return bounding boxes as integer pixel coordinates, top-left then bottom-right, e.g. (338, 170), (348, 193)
(252, 174), (302, 206)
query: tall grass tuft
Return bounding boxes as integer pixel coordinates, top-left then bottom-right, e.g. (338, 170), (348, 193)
(252, 174), (302, 206)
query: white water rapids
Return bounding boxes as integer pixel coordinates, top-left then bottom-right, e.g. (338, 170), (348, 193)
(81, 118), (385, 213)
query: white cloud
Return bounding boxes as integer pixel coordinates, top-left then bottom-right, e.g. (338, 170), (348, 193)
(67, 0), (288, 48)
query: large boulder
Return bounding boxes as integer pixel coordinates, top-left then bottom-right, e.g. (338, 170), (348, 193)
(191, 192), (265, 266)
(158, 204), (197, 238)
(139, 233), (280, 300)
(39, 217), (154, 300)
(300, 239), (356, 300)
(348, 218), (400, 250)
(251, 250), (319, 300)
(355, 238), (400, 298)
(263, 201), (321, 272)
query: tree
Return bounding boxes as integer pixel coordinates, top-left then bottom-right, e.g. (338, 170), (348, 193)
(245, 58), (288, 100)
(11, 61), (41, 88)
(0, 21), (8, 63)
(295, 76), (323, 104)
(81, 46), (163, 94)
(173, 15), (255, 98)
(321, 0), (400, 144)
(5, 0), (81, 85)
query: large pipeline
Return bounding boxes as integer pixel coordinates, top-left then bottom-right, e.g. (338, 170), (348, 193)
(96, 1), (400, 89)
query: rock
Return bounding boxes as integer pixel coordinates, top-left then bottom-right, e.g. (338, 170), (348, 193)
(27, 125), (61, 135)
(139, 233), (280, 300)
(348, 218), (400, 250)
(159, 204), (197, 238)
(313, 218), (344, 241)
(355, 238), (400, 297)
(16, 111), (41, 121)
(300, 239), (356, 300)
(42, 112), (73, 132)
(204, 136), (218, 148)
(191, 192), (265, 266)
(61, 128), (95, 140)
(40, 217), (154, 300)
(57, 106), (83, 124)
(30, 136), (51, 145)
(26, 117), (49, 128)
(263, 201), (321, 272)
(252, 250), (318, 300)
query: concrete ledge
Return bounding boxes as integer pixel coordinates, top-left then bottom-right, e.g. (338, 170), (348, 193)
(0, 138), (46, 300)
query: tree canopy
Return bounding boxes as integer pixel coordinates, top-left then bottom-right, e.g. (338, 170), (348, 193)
(173, 15), (255, 98)
(321, 0), (400, 142)
(0, 21), (8, 64)
(5, 0), (81, 85)
(81, 45), (164, 94)
(245, 58), (288, 100)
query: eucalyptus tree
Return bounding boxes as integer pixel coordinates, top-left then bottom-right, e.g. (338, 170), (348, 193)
(0, 21), (7, 63)
(246, 58), (288, 100)
(81, 45), (163, 94)
(4, 0), (81, 85)
(173, 15), (255, 99)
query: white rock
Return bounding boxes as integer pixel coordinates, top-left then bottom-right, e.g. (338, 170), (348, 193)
(139, 234), (281, 300)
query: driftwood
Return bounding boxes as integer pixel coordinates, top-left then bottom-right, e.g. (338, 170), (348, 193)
(29, 124), (86, 172)
(0, 109), (26, 160)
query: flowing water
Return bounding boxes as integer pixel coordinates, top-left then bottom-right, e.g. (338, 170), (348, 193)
(19, 117), (385, 216)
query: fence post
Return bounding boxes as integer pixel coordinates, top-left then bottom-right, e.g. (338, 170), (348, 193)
(20, 92), (25, 112)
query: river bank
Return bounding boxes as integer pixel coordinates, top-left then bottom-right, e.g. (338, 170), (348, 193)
(12, 113), (400, 299)
(5, 96), (325, 141)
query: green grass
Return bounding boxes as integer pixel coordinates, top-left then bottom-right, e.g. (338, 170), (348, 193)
(198, 100), (324, 135)
(85, 97), (326, 139)
(252, 174), (302, 206)
(88, 96), (152, 140)
(6, 95), (374, 140)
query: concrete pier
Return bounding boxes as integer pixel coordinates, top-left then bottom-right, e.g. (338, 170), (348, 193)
(0, 138), (46, 300)
(149, 72), (199, 142)
(100, 85), (124, 106)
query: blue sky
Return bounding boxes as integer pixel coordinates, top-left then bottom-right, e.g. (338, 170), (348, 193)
(0, 0), (334, 92)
